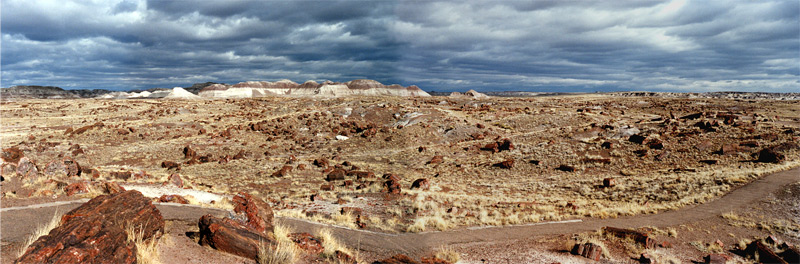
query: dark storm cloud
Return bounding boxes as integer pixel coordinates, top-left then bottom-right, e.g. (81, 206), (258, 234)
(1, 0), (797, 92)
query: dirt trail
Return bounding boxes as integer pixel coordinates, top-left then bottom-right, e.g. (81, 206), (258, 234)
(2, 167), (798, 260)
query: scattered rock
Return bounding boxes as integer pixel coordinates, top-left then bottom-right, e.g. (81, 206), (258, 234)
(111, 170), (132, 180)
(571, 243), (603, 261)
(493, 158), (514, 169)
(320, 184), (334, 191)
(410, 178), (430, 190)
(754, 147), (785, 163)
(427, 155), (444, 165)
(703, 253), (730, 264)
(313, 158), (329, 168)
(289, 233), (323, 254)
(271, 165), (293, 177)
(1, 146), (24, 163)
(183, 146), (196, 159)
(64, 181), (90, 196)
(556, 165), (575, 172)
(603, 178), (615, 188)
(103, 181), (125, 194)
(43, 157), (81, 177)
(347, 171), (375, 180)
(629, 134), (647, 144)
(161, 160), (181, 170)
(383, 178), (402, 194)
(159, 194), (190, 204)
(16, 157), (39, 179)
(326, 168), (347, 181)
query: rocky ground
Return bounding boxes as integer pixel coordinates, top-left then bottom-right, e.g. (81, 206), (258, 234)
(1, 94), (798, 263)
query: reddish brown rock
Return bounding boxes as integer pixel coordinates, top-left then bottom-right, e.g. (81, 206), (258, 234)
(373, 254), (421, 264)
(111, 171), (132, 180)
(383, 173), (401, 182)
(498, 138), (514, 151)
(1, 146), (24, 163)
(481, 142), (499, 153)
(704, 253), (730, 264)
(161, 160), (180, 170)
(271, 165), (293, 177)
(326, 168), (347, 181)
(198, 215), (273, 260)
(313, 158), (329, 168)
(103, 182), (125, 194)
(64, 182), (90, 196)
(340, 207), (363, 216)
(231, 192), (274, 235)
(493, 158), (514, 169)
(571, 243), (603, 261)
(158, 194), (189, 204)
(289, 233), (323, 254)
(336, 250), (356, 264)
(420, 256), (453, 264)
(427, 155), (444, 165)
(17, 190), (163, 264)
(347, 170), (375, 180)
(183, 146), (196, 159)
(320, 184), (334, 191)
(603, 178), (616, 188)
(556, 165), (575, 172)
(383, 179), (402, 194)
(410, 178), (430, 190)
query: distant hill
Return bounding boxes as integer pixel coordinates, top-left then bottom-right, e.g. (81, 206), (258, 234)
(0, 85), (81, 99)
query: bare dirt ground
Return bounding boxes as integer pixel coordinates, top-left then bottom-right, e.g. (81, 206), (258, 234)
(1, 94), (798, 263)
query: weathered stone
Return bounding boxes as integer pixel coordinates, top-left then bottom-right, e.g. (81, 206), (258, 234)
(271, 165), (293, 177)
(103, 181), (125, 194)
(198, 215), (273, 260)
(347, 170), (375, 180)
(341, 207), (363, 216)
(704, 253), (730, 264)
(373, 254), (419, 264)
(43, 157), (80, 177)
(17, 190), (163, 264)
(289, 233), (323, 254)
(161, 160), (181, 170)
(64, 181), (90, 196)
(166, 173), (183, 188)
(320, 184), (334, 191)
(556, 165), (575, 172)
(498, 138), (514, 151)
(158, 194), (189, 204)
(313, 158), (329, 168)
(326, 168), (347, 181)
(745, 240), (786, 264)
(427, 155), (443, 165)
(410, 178), (430, 190)
(571, 243), (602, 261)
(493, 158), (514, 169)
(111, 171), (132, 180)
(336, 250), (356, 264)
(754, 147), (785, 163)
(603, 178), (616, 188)
(629, 134), (647, 144)
(183, 146), (196, 159)
(231, 192), (274, 235)
(1, 146), (24, 163)
(16, 157), (38, 178)
(383, 179), (402, 194)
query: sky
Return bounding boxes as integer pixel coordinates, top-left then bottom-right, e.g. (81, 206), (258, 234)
(1, 0), (798, 93)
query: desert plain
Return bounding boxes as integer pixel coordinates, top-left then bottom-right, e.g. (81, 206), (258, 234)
(1, 93), (799, 263)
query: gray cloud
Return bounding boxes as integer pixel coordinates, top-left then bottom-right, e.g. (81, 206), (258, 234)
(1, 0), (797, 92)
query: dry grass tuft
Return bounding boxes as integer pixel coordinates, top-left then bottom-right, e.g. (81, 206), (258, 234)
(434, 246), (460, 263)
(125, 224), (162, 264)
(257, 224), (298, 264)
(317, 228), (352, 260)
(17, 210), (63, 258)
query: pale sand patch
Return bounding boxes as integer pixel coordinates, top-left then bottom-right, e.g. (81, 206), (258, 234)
(120, 184), (229, 204)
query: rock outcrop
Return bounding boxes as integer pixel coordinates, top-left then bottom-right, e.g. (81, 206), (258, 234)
(16, 190), (164, 264)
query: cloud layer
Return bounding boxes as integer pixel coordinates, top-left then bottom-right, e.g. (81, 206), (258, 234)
(2, 0), (798, 92)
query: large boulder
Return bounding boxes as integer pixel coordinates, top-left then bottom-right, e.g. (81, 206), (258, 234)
(232, 192), (274, 235)
(16, 190), (164, 264)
